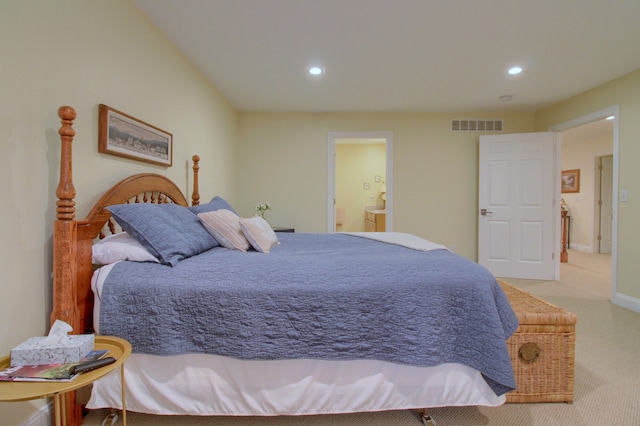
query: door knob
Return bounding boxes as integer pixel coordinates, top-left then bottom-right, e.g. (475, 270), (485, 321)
(480, 209), (493, 216)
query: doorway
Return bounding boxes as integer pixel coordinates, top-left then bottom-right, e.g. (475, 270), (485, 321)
(327, 132), (393, 233)
(552, 107), (618, 300)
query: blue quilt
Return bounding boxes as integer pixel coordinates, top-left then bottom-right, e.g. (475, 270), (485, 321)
(99, 233), (518, 396)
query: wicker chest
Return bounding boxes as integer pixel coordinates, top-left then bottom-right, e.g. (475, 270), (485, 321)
(498, 280), (577, 403)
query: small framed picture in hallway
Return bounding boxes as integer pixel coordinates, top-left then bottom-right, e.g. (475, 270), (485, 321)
(561, 169), (580, 193)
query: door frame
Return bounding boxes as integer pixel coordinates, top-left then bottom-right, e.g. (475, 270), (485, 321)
(550, 105), (619, 298)
(327, 131), (393, 233)
(595, 154), (614, 254)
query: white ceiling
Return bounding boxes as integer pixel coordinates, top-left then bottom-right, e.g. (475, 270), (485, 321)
(132, 0), (640, 114)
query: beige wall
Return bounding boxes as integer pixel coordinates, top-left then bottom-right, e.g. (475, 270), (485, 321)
(0, 1), (237, 423)
(535, 69), (640, 303)
(236, 112), (536, 258)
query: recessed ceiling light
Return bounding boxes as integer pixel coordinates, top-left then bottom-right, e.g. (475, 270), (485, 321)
(606, 116), (615, 120)
(308, 66), (324, 76)
(508, 66), (523, 75)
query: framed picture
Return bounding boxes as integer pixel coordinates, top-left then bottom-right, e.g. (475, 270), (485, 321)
(99, 104), (172, 167)
(561, 169), (580, 193)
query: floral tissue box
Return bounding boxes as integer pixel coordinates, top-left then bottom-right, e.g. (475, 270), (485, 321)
(10, 334), (94, 366)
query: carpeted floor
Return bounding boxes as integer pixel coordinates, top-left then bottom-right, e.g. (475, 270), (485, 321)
(83, 250), (640, 425)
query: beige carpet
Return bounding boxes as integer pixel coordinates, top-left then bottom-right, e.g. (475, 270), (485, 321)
(83, 250), (640, 425)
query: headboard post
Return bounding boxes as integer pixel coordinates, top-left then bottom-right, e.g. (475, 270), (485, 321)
(51, 106), (83, 426)
(50, 106), (80, 331)
(192, 154), (200, 206)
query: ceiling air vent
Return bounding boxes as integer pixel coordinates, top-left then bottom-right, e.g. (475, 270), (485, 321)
(451, 119), (503, 132)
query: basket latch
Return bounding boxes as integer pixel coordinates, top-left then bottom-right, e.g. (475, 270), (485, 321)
(518, 342), (541, 363)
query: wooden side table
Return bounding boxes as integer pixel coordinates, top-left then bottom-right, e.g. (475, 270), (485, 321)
(272, 226), (295, 233)
(0, 336), (131, 426)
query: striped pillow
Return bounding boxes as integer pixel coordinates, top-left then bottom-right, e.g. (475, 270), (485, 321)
(198, 209), (250, 251)
(240, 216), (280, 253)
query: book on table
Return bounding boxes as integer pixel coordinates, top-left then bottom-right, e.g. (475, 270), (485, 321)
(0, 349), (109, 382)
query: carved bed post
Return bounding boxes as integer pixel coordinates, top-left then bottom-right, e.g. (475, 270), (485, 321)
(50, 105), (79, 330)
(51, 106), (83, 426)
(192, 154), (200, 206)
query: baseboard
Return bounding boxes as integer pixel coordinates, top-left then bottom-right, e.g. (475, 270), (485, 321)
(21, 401), (52, 426)
(612, 292), (640, 314)
(568, 243), (591, 253)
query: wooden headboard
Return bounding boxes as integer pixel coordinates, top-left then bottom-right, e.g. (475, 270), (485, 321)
(50, 106), (200, 425)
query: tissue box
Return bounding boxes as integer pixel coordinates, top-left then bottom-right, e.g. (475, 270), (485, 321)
(10, 334), (95, 366)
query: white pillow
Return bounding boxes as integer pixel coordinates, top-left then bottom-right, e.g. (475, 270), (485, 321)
(92, 232), (160, 264)
(240, 216), (280, 253)
(198, 209), (250, 251)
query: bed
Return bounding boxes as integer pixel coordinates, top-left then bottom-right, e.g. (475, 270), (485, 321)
(50, 106), (519, 425)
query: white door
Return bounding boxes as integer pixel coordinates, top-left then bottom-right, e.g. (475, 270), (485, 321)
(478, 132), (556, 280)
(598, 155), (613, 254)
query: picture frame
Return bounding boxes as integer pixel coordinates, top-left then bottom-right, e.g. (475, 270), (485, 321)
(99, 104), (172, 167)
(561, 169), (580, 193)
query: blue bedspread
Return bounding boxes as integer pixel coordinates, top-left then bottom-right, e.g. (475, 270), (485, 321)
(99, 233), (518, 396)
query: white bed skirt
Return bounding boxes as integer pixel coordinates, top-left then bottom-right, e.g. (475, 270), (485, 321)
(87, 353), (504, 416)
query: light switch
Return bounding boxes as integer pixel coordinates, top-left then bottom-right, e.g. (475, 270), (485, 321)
(621, 189), (628, 202)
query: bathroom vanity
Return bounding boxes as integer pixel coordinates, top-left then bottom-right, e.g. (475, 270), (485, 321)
(364, 210), (386, 232)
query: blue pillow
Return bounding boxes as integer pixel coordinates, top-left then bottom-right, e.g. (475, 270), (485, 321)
(107, 203), (218, 266)
(188, 195), (238, 215)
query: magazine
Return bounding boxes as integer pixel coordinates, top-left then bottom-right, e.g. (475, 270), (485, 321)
(0, 349), (109, 382)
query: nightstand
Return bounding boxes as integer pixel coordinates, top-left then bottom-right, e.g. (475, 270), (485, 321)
(0, 336), (131, 426)
(272, 227), (295, 233)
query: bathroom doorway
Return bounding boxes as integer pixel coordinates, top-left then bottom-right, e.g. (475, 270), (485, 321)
(327, 132), (393, 233)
